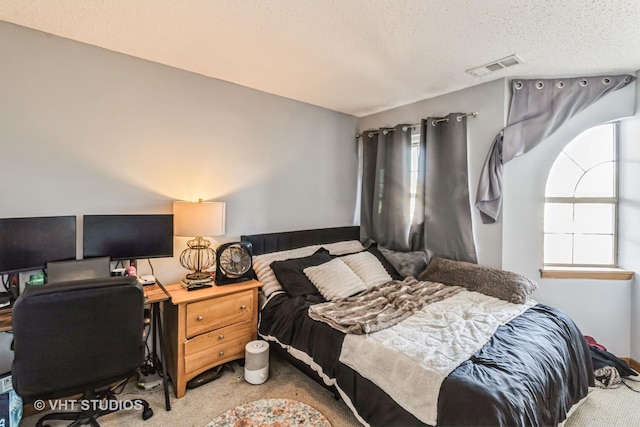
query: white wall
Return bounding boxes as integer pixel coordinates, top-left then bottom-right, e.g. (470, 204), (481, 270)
(358, 78), (508, 268)
(502, 80), (637, 357)
(0, 22), (359, 285)
(619, 70), (640, 361)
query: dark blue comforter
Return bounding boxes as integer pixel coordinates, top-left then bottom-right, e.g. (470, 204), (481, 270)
(259, 293), (593, 426)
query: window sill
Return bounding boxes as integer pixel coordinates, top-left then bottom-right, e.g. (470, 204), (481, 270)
(540, 267), (634, 280)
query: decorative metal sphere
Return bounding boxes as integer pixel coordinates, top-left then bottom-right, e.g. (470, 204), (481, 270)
(180, 236), (216, 280)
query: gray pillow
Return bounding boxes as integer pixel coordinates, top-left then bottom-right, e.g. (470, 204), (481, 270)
(379, 247), (432, 279)
(417, 257), (537, 304)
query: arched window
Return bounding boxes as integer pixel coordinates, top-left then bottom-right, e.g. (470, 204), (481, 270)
(543, 123), (618, 267)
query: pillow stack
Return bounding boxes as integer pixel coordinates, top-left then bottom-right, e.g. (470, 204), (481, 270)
(252, 241), (400, 302)
(303, 251), (393, 301)
(270, 248), (332, 298)
(252, 240), (365, 297)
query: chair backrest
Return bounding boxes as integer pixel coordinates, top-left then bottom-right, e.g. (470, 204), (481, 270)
(46, 257), (111, 284)
(11, 276), (145, 400)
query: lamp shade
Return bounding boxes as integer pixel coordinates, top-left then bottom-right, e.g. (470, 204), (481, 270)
(173, 201), (226, 237)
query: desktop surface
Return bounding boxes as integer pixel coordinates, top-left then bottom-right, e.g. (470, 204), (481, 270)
(144, 282), (170, 304)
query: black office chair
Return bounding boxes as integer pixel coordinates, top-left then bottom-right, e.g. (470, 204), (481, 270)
(11, 276), (153, 426)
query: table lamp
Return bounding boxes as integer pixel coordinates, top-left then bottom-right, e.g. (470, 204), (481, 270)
(173, 199), (226, 281)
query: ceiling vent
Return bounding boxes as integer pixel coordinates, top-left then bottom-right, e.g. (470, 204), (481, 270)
(466, 54), (524, 77)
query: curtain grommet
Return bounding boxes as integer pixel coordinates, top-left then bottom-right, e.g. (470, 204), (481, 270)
(535, 81), (544, 89)
(514, 81), (523, 90)
(556, 81), (565, 89)
(367, 132), (374, 138)
(602, 77), (611, 85)
(625, 75), (633, 83)
(580, 79), (588, 87)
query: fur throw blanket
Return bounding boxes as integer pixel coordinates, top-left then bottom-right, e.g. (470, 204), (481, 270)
(308, 277), (463, 334)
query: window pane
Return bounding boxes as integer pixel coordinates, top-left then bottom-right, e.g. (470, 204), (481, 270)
(544, 234), (573, 264)
(574, 204), (614, 234)
(543, 122), (618, 267)
(574, 234), (614, 265)
(545, 153), (583, 197)
(544, 203), (573, 233)
(575, 162), (615, 197)
(410, 134), (420, 221)
(411, 145), (419, 170)
(564, 124), (614, 171)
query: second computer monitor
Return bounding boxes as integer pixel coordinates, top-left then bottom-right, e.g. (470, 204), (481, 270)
(83, 214), (174, 262)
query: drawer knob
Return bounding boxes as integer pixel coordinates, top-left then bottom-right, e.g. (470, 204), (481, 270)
(240, 304), (247, 310)
(218, 334), (224, 340)
(219, 351), (225, 356)
(196, 315), (203, 321)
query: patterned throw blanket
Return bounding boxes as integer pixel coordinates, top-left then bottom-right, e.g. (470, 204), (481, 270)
(307, 277), (463, 334)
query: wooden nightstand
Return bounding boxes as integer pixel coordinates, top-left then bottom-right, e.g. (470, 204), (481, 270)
(161, 279), (262, 398)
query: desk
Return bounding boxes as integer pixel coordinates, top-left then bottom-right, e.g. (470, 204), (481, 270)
(143, 282), (172, 412)
(162, 280), (262, 398)
(0, 308), (11, 332)
(145, 283), (169, 304)
(2, 283), (173, 409)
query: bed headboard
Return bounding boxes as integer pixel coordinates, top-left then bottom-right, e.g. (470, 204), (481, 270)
(241, 226), (360, 256)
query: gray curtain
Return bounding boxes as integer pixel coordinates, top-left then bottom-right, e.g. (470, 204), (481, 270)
(361, 124), (416, 251)
(476, 74), (634, 224)
(361, 114), (477, 263)
(422, 114), (477, 263)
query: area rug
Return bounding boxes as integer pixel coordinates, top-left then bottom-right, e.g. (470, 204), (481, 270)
(207, 398), (332, 427)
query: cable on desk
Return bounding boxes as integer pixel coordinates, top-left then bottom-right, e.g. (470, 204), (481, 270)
(146, 259), (155, 277)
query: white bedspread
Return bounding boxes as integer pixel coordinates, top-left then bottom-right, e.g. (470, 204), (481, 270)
(339, 289), (535, 425)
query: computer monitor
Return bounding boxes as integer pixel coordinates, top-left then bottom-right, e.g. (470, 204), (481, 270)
(46, 256), (111, 284)
(83, 214), (174, 262)
(0, 216), (76, 275)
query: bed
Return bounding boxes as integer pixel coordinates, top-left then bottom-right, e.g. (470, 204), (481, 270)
(241, 226), (593, 427)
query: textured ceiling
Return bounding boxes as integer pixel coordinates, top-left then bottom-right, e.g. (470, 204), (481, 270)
(1, 0), (639, 117)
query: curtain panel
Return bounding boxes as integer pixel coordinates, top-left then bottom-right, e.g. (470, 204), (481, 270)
(476, 74), (635, 224)
(360, 114), (477, 263)
(422, 115), (477, 263)
(360, 124), (416, 251)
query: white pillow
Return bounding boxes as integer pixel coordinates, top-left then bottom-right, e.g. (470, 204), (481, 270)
(341, 251), (392, 288)
(304, 258), (366, 301)
(252, 240), (365, 297)
(322, 240), (365, 255)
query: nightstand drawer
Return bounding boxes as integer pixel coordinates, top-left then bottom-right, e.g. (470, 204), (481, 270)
(186, 290), (253, 338)
(184, 322), (253, 374)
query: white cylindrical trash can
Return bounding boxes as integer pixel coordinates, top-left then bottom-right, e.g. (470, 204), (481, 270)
(245, 340), (269, 384)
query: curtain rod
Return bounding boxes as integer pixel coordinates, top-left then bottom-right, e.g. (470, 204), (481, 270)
(357, 111), (479, 138)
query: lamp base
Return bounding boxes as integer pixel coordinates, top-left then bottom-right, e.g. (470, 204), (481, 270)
(185, 271), (213, 282)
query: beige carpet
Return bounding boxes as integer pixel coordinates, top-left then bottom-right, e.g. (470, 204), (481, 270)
(19, 351), (358, 427)
(564, 382), (640, 427)
(19, 351), (640, 427)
